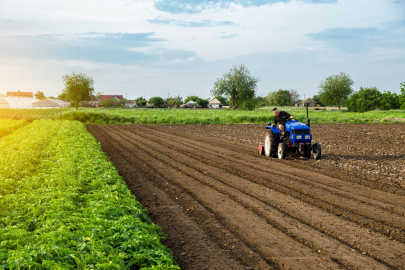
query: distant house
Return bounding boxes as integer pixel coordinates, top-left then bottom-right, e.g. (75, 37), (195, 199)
(6, 91), (33, 98)
(98, 95), (124, 101)
(180, 100), (197, 108)
(299, 97), (318, 107)
(208, 97), (221, 108)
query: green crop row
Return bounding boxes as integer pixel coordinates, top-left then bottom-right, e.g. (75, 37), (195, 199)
(1, 107), (405, 125)
(0, 120), (179, 269)
(0, 119), (28, 139)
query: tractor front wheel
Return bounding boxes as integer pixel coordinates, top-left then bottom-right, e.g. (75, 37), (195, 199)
(265, 130), (277, 157)
(313, 143), (322, 160)
(278, 143), (286, 159)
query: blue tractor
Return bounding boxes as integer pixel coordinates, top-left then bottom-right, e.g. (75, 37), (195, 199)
(259, 104), (321, 160)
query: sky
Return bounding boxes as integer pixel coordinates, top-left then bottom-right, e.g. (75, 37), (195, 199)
(0, 0), (404, 100)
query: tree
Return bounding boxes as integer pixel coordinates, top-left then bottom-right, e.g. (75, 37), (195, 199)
(289, 89), (300, 105)
(166, 95), (182, 108)
(312, 94), (324, 106)
(184, 95), (200, 103)
(34, 91), (46, 100)
(379, 91), (400, 110)
(61, 71), (95, 110)
(211, 64), (259, 110)
(135, 96), (147, 107)
(318, 72), (354, 109)
(400, 82), (405, 109)
(273, 89), (291, 106)
(149, 96), (165, 107)
(266, 91), (276, 105)
(215, 96), (228, 105)
(347, 86), (382, 112)
(196, 98), (209, 107)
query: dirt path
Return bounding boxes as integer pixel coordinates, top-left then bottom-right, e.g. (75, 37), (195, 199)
(87, 124), (405, 270)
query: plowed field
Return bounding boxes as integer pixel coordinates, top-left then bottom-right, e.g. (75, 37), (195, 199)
(87, 124), (405, 270)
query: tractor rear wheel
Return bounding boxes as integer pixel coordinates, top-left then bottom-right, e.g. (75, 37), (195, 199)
(313, 143), (322, 160)
(278, 143), (286, 159)
(264, 130), (277, 157)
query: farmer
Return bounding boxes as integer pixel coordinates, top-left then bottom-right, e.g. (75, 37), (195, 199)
(272, 108), (294, 133)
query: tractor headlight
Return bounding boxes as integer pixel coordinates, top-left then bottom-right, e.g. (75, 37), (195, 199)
(296, 135), (302, 139)
(305, 135), (310, 139)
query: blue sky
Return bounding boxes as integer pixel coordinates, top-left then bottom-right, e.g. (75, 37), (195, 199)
(0, 0), (404, 100)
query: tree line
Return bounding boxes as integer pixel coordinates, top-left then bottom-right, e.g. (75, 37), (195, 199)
(58, 69), (404, 111)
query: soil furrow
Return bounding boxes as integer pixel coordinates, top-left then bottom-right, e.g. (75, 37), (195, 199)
(108, 125), (402, 269)
(134, 125), (405, 239)
(87, 124), (405, 270)
(102, 125), (345, 269)
(87, 125), (264, 270)
(149, 125), (405, 211)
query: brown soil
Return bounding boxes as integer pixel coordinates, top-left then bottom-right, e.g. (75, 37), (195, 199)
(86, 124), (405, 270)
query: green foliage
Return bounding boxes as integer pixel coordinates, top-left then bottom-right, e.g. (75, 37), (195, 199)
(136, 97), (147, 107)
(273, 89), (291, 106)
(166, 97), (182, 108)
(149, 96), (165, 107)
(312, 95), (323, 106)
(318, 72), (354, 109)
(0, 120), (180, 269)
(1, 106), (405, 125)
(215, 96), (228, 105)
(211, 64), (259, 110)
(61, 71), (95, 110)
(0, 119), (28, 138)
(197, 98), (209, 107)
(253, 96), (268, 108)
(184, 96), (200, 103)
(34, 91), (46, 100)
(379, 91), (400, 110)
(400, 82), (405, 109)
(100, 98), (121, 108)
(347, 86), (382, 112)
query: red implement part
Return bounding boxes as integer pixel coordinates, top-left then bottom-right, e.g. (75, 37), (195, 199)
(258, 144), (265, 155)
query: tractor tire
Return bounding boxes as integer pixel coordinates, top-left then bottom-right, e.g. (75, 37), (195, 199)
(313, 143), (322, 160)
(264, 130), (277, 157)
(278, 143), (286, 159)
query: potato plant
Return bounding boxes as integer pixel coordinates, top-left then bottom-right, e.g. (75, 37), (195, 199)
(0, 120), (179, 269)
(0, 119), (28, 139)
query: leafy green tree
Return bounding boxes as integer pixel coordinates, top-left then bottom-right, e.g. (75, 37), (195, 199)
(211, 64), (259, 110)
(347, 86), (382, 112)
(215, 96), (228, 105)
(61, 71), (95, 110)
(254, 96), (268, 108)
(135, 96), (147, 107)
(273, 89), (291, 106)
(379, 91), (400, 110)
(184, 95), (200, 103)
(400, 82), (405, 109)
(149, 96), (165, 107)
(166, 95), (183, 108)
(266, 91), (276, 105)
(196, 98), (209, 107)
(34, 91), (46, 100)
(312, 95), (324, 106)
(318, 72), (354, 109)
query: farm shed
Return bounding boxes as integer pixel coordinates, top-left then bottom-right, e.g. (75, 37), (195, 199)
(208, 97), (221, 108)
(299, 98), (318, 107)
(0, 97), (38, 108)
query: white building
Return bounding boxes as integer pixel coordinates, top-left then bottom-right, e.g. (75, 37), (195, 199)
(208, 97), (221, 108)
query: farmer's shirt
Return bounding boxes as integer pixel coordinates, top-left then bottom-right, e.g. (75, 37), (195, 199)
(274, 111), (291, 126)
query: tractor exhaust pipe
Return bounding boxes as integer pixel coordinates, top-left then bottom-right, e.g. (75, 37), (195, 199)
(306, 103), (310, 127)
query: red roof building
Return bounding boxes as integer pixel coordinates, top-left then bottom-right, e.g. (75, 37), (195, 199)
(98, 95), (124, 101)
(6, 91), (33, 98)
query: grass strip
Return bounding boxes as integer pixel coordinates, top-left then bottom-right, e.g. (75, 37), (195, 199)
(0, 120), (179, 269)
(1, 107), (405, 125)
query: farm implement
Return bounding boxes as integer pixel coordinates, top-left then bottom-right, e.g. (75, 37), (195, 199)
(259, 104), (321, 160)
